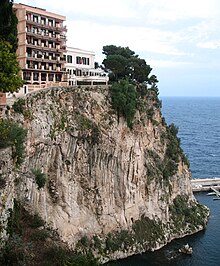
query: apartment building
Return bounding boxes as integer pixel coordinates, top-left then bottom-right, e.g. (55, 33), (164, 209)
(13, 3), (68, 94)
(65, 47), (108, 86)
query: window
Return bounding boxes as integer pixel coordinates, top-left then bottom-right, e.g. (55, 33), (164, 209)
(24, 72), (31, 81)
(33, 15), (38, 23)
(82, 57), (87, 65)
(41, 73), (46, 81)
(76, 56), (82, 64)
(56, 74), (61, 82)
(41, 17), (46, 25)
(67, 55), (72, 63)
(49, 74), (54, 81)
(41, 29), (46, 36)
(48, 19), (54, 27)
(87, 58), (90, 65)
(33, 73), (39, 81)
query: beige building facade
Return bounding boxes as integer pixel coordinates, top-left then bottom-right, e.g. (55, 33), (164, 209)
(13, 3), (68, 94)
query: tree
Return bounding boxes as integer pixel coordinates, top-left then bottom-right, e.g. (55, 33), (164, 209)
(102, 45), (158, 86)
(0, 0), (18, 52)
(0, 41), (23, 93)
(110, 79), (137, 128)
(103, 54), (127, 81)
(103, 45), (135, 58)
(127, 57), (152, 83)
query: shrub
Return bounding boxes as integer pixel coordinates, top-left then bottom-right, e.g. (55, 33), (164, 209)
(12, 98), (25, 114)
(31, 168), (47, 189)
(30, 229), (50, 241)
(169, 195), (209, 232)
(110, 79), (137, 128)
(163, 123), (189, 179)
(29, 213), (45, 228)
(0, 119), (27, 166)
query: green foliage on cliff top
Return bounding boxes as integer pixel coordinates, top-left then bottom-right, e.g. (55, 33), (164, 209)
(102, 45), (158, 86)
(0, 119), (27, 166)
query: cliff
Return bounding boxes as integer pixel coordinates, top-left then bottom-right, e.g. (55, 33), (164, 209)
(0, 85), (208, 263)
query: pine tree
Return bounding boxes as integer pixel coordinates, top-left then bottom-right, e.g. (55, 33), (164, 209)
(0, 0), (18, 52)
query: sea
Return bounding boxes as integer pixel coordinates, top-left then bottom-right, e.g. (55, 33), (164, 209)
(107, 97), (220, 266)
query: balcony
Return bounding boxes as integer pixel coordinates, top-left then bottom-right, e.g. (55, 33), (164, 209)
(27, 43), (61, 53)
(26, 31), (59, 42)
(26, 18), (39, 26)
(56, 25), (67, 32)
(27, 54), (44, 62)
(26, 18), (67, 33)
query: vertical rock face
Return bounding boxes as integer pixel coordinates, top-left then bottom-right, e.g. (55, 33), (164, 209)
(0, 147), (15, 246)
(1, 86), (208, 262)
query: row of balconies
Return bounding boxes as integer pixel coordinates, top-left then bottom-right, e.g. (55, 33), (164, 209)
(27, 39), (60, 49)
(26, 63), (64, 72)
(26, 41), (66, 52)
(24, 72), (63, 82)
(27, 51), (66, 62)
(26, 28), (66, 42)
(26, 16), (67, 32)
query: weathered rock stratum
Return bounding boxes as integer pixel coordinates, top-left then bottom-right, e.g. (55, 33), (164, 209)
(0, 86), (208, 262)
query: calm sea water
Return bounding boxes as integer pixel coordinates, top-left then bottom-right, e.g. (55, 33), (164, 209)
(108, 97), (220, 266)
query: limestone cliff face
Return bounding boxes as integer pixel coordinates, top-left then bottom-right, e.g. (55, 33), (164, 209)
(0, 147), (16, 246)
(1, 86), (208, 262)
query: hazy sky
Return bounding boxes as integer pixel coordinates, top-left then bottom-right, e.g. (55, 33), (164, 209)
(14, 0), (220, 96)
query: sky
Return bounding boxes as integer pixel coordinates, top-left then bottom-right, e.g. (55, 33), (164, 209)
(14, 0), (220, 96)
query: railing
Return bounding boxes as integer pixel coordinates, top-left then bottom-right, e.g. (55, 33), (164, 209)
(26, 30), (66, 43)
(26, 19), (67, 32)
(27, 81), (68, 92)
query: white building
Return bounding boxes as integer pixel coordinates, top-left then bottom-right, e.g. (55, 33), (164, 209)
(65, 47), (108, 86)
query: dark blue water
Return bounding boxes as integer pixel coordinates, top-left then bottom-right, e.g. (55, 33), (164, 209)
(108, 97), (220, 266)
(162, 97), (220, 179)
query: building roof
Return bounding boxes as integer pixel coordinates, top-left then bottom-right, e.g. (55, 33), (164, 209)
(66, 47), (95, 56)
(14, 3), (66, 21)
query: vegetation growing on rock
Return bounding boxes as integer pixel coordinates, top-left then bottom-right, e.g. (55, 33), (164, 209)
(110, 79), (137, 128)
(0, 200), (98, 266)
(31, 168), (47, 189)
(169, 195), (209, 234)
(0, 119), (27, 166)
